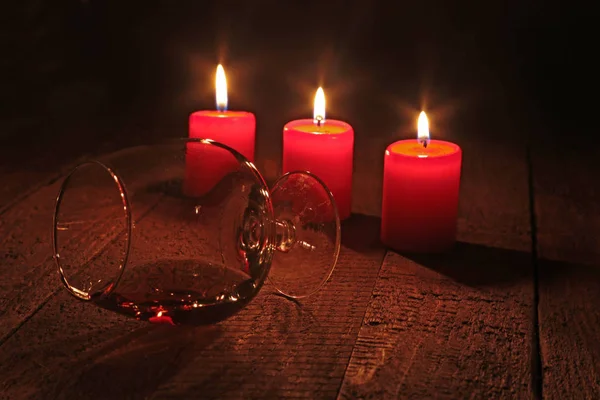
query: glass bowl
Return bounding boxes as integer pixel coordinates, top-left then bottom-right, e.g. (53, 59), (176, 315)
(52, 138), (340, 325)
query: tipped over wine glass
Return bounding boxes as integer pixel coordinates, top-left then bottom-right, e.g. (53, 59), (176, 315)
(52, 138), (341, 326)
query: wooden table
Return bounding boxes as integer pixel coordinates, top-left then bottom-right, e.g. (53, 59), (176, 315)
(0, 113), (597, 400)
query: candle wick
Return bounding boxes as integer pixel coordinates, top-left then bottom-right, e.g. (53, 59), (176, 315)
(422, 140), (428, 148)
(315, 116), (323, 128)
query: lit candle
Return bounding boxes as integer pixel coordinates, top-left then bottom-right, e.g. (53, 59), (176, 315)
(282, 88), (354, 220)
(381, 111), (462, 253)
(185, 64), (256, 197)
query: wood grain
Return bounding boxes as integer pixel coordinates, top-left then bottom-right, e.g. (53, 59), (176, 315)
(339, 248), (533, 399)
(0, 156), (162, 345)
(0, 203), (385, 399)
(533, 141), (600, 399)
(0, 117), (167, 214)
(0, 179), (78, 342)
(456, 137), (531, 252)
(0, 118), (95, 213)
(339, 135), (534, 399)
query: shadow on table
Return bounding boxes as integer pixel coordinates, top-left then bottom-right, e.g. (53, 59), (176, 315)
(539, 256), (600, 287)
(170, 294), (343, 398)
(341, 213), (384, 253)
(126, 291), (320, 399)
(339, 215), (534, 287)
(402, 241), (533, 287)
(56, 324), (221, 400)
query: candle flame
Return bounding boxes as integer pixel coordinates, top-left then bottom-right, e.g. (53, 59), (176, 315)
(418, 111), (430, 146)
(313, 87), (326, 125)
(216, 64), (228, 111)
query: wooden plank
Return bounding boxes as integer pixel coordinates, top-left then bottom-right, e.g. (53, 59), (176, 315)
(0, 159), (87, 217)
(455, 137), (531, 252)
(0, 115), (164, 214)
(339, 135), (534, 398)
(0, 117), (98, 213)
(339, 248), (533, 399)
(533, 140), (600, 399)
(0, 148), (162, 345)
(0, 200), (385, 399)
(0, 179), (80, 341)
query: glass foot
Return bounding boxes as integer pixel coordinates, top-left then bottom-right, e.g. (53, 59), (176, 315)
(268, 171), (341, 298)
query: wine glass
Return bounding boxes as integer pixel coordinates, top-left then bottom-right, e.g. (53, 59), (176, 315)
(52, 138), (340, 326)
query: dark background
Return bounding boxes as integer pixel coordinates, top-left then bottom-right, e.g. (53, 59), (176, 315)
(0, 0), (585, 172)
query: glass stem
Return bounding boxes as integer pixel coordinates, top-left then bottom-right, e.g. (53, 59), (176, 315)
(274, 220), (315, 253)
(275, 219), (295, 253)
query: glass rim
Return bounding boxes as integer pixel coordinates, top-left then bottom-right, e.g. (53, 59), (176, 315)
(52, 160), (133, 301)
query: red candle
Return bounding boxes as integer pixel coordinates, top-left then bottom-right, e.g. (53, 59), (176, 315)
(282, 88), (354, 220)
(185, 64), (255, 197)
(381, 112), (462, 253)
